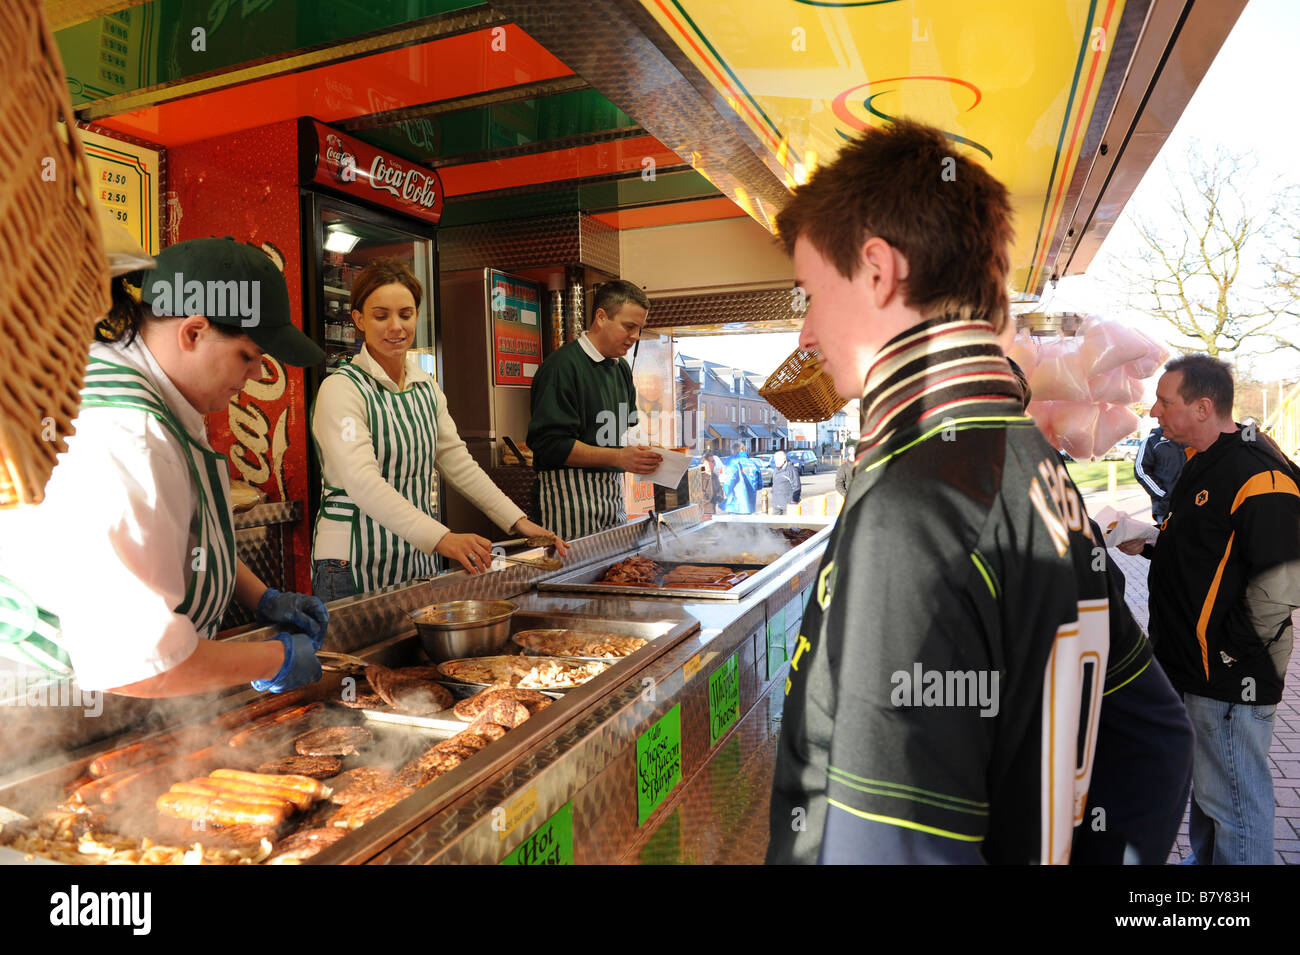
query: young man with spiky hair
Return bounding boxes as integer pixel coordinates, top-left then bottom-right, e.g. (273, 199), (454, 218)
(766, 119), (1192, 864)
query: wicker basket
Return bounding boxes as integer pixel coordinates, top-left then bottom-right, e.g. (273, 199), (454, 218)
(0, 0), (110, 507)
(759, 348), (842, 423)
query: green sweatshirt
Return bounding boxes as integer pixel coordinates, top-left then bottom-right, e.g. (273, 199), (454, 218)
(528, 337), (638, 471)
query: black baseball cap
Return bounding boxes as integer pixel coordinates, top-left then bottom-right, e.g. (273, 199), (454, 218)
(139, 237), (324, 367)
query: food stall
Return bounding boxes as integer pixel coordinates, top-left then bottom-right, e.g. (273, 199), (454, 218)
(0, 0), (1246, 867)
(0, 508), (828, 864)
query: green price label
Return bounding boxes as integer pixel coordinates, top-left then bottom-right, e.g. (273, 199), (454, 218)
(500, 802), (574, 865)
(709, 652), (740, 747)
(636, 704), (682, 826)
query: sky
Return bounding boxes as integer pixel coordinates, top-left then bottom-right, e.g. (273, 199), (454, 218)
(680, 0), (1300, 383)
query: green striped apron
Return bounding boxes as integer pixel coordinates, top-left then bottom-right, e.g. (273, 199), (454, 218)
(315, 363), (439, 591)
(538, 468), (625, 540)
(0, 356), (238, 674)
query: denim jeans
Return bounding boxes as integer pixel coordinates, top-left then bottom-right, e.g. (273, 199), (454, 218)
(1182, 691), (1277, 865)
(312, 559), (357, 603)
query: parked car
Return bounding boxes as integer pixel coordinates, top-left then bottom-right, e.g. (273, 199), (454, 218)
(787, 449), (822, 475)
(752, 453), (774, 487)
(1102, 437), (1142, 462)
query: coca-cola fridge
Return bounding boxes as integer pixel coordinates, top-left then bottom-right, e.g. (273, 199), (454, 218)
(297, 118), (444, 516)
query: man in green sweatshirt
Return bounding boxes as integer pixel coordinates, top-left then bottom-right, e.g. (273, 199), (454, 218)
(527, 280), (661, 539)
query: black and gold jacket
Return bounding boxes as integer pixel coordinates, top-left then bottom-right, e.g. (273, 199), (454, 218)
(1147, 426), (1300, 705)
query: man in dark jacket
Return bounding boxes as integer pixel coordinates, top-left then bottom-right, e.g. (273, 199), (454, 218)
(769, 450), (802, 515)
(1121, 355), (1300, 864)
(1134, 425), (1186, 523)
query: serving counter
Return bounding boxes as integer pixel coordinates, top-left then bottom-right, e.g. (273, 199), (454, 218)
(0, 507), (828, 865)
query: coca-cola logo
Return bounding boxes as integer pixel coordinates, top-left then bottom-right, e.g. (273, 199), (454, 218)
(367, 155), (440, 211)
(324, 133), (356, 184)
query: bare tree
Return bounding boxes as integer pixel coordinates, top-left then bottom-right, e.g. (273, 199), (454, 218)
(1115, 144), (1299, 358)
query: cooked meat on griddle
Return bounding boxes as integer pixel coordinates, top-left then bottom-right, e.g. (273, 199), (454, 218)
(256, 755), (343, 779)
(293, 725), (373, 757)
(266, 827), (346, 864)
(472, 722), (509, 741)
(781, 527), (815, 546)
(336, 689), (385, 710)
(452, 687), (552, 722)
(364, 664), (454, 715)
(328, 767), (399, 806)
(661, 565), (736, 585)
(599, 555), (663, 584)
(328, 786), (416, 830)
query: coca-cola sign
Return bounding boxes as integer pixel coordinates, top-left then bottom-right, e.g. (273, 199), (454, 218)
(299, 118), (443, 223)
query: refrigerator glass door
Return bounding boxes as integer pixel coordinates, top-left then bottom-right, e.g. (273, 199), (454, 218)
(317, 204), (436, 377)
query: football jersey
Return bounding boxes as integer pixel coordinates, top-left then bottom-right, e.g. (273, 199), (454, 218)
(766, 317), (1149, 864)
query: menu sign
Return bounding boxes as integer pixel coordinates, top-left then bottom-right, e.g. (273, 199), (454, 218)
(488, 270), (543, 386)
(709, 652), (740, 747)
(500, 803), (574, 866)
(636, 705), (682, 826)
(299, 118), (443, 223)
(78, 127), (160, 254)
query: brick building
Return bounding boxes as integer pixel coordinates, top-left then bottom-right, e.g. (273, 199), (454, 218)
(676, 353), (800, 455)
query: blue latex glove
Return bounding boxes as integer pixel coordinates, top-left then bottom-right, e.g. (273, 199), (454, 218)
(251, 632), (322, 693)
(257, 588), (329, 650)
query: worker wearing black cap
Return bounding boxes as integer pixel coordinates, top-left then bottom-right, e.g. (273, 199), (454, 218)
(0, 238), (330, 698)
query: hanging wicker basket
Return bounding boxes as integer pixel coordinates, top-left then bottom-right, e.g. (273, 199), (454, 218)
(0, 0), (110, 507)
(759, 348), (842, 423)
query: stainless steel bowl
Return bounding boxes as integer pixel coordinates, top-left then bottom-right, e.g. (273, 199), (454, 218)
(408, 600), (516, 661)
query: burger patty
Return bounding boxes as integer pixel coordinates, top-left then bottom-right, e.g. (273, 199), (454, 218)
(329, 787), (415, 830)
(453, 687), (551, 722)
(337, 689), (385, 710)
(328, 767), (398, 806)
(266, 828), (346, 864)
(365, 665), (454, 714)
(256, 755), (343, 779)
(293, 726), (372, 757)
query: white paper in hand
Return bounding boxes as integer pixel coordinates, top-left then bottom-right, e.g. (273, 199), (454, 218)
(637, 448), (692, 488)
(1092, 505), (1159, 548)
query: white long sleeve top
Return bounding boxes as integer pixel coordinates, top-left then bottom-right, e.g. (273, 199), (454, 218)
(311, 346), (526, 560)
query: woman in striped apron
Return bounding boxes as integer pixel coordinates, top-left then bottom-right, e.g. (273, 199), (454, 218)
(0, 239), (329, 697)
(527, 280), (662, 540)
(311, 258), (564, 601)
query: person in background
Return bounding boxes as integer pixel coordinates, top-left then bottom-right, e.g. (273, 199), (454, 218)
(770, 449), (802, 515)
(1121, 355), (1300, 864)
(312, 257), (564, 599)
(527, 280), (661, 539)
(700, 452), (724, 516)
(719, 442), (760, 515)
(1134, 425), (1187, 523)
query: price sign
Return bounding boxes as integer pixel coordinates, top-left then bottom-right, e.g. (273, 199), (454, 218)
(499, 802), (574, 865)
(708, 652), (740, 747)
(636, 704), (682, 826)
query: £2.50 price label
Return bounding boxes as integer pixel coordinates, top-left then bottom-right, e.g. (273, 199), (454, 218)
(709, 651), (740, 747)
(500, 802), (574, 865)
(636, 704), (682, 826)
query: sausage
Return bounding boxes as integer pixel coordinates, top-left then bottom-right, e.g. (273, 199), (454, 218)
(74, 757), (170, 804)
(213, 687), (312, 729)
(87, 731), (186, 777)
(99, 745), (228, 806)
(156, 792), (291, 827)
(227, 703), (325, 748)
(180, 776), (312, 811)
(209, 768), (327, 799)
(168, 782), (297, 814)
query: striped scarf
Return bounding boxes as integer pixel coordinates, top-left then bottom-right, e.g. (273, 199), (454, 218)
(855, 316), (1023, 466)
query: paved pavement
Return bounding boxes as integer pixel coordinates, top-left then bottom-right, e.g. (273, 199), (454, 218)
(1083, 486), (1300, 865)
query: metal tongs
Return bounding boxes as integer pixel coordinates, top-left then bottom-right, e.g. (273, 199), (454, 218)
(490, 552), (563, 572)
(317, 650), (370, 673)
(646, 509), (683, 555)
